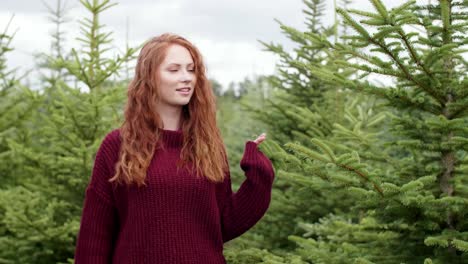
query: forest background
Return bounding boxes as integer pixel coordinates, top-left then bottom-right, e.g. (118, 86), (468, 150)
(0, 0), (467, 263)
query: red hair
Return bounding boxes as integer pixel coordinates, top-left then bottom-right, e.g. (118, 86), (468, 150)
(109, 33), (228, 187)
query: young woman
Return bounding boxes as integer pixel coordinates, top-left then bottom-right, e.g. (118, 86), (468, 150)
(74, 33), (275, 264)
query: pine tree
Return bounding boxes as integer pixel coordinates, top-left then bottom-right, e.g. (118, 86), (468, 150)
(36, 0), (73, 87)
(221, 1), (386, 262)
(279, 0), (468, 263)
(53, 0), (137, 91)
(0, 17), (40, 189)
(0, 1), (137, 263)
(259, 0), (357, 244)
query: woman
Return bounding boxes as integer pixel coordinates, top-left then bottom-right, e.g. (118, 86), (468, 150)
(74, 33), (275, 264)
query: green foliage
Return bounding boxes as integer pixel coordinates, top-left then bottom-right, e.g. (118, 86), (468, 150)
(223, 0), (468, 263)
(0, 186), (77, 263)
(264, 0), (468, 263)
(224, 246), (308, 264)
(289, 214), (423, 264)
(35, 0), (73, 85)
(223, 1), (377, 260)
(217, 76), (271, 186)
(0, 16), (17, 90)
(52, 0), (138, 91)
(0, 17), (41, 189)
(0, 1), (130, 263)
(1, 0), (467, 263)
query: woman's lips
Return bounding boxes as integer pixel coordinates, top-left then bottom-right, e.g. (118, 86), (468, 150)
(176, 88), (191, 95)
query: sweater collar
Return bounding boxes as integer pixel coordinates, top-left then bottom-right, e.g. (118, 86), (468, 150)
(159, 128), (184, 149)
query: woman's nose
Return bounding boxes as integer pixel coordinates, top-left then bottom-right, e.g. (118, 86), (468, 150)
(180, 70), (193, 82)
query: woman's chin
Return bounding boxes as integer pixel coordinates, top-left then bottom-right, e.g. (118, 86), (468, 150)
(174, 99), (191, 106)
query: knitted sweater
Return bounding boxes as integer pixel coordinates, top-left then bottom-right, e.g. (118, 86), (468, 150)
(74, 128), (275, 264)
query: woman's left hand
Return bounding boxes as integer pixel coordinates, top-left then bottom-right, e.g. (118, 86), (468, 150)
(253, 132), (267, 145)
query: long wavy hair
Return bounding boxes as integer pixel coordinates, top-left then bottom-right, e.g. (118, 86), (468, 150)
(109, 33), (228, 187)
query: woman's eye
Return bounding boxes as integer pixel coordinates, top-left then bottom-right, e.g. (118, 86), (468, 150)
(168, 68), (194, 73)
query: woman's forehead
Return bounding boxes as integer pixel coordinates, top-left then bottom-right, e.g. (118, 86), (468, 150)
(162, 45), (194, 65)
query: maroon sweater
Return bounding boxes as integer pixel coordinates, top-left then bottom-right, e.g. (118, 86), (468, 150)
(74, 128), (275, 264)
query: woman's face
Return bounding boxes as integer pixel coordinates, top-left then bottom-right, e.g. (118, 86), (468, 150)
(156, 44), (196, 109)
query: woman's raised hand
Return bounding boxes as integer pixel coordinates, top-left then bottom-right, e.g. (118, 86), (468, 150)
(253, 132), (267, 145)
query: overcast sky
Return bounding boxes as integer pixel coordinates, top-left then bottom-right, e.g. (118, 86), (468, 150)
(1, 0), (411, 90)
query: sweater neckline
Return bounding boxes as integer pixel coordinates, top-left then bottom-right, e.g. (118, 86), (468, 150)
(159, 128), (184, 149)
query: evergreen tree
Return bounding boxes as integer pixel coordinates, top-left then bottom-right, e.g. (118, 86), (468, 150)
(279, 0), (468, 263)
(225, 0), (467, 263)
(0, 1), (137, 263)
(217, 76), (272, 185)
(222, 0), (369, 259)
(0, 17), (40, 189)
(36, 0), (74, 87)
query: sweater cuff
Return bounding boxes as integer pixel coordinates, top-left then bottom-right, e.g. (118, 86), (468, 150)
(242, 141), (260, 163)
(240, 141), (275, 185)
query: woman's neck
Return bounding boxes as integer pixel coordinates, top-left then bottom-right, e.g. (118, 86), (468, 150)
(156, 105), (183, 130)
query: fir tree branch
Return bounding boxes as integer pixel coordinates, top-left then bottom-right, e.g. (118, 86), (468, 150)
(337, 160), (384, 196)
(347, 9), (381, 19)
(396, 27), (435, 83)
(369, 39), (445, 105)
(337, 8), (446, 105)
(334, 60), (406, 79)
(263, 98), (295, 137)
(305, 63), (441, 115)
(369, 0), (389, 20)
(286, 141), (384, 195)
(449, 103), (468, 119)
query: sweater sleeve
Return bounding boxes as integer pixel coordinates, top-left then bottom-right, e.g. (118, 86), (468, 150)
(216, 141), (275, 243)
(74, 132), (119, 264)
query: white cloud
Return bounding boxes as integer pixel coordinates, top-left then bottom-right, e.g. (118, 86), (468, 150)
(0, 12), (50, 80)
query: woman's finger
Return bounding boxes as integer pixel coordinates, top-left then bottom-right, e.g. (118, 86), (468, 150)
(253, 133), (267, 144)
